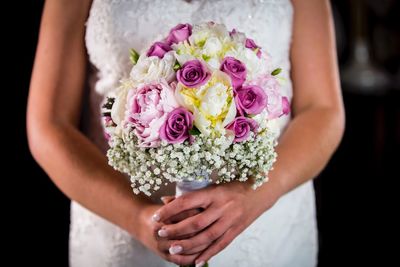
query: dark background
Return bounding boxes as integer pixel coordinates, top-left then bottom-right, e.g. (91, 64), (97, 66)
(9, 0), (399, 266)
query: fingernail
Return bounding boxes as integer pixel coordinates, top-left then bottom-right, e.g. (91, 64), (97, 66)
(158, 229), (168, 237)
(195, 261), (205, 267)
(169, 245), (183, 255)
(160, 197), (167, 202)
(152, 213), (160, 222)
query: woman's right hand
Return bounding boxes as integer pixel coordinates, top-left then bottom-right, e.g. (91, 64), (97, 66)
(136, 201), (203, 266)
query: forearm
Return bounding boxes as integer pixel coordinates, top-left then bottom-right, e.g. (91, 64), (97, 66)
(28, 122), (152, 238)
(255, 106), (344, 210)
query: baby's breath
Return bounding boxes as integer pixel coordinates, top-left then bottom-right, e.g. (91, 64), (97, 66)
(107, 127), (278, 195)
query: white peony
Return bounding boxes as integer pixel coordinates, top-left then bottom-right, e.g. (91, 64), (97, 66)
(129, 51), (176, 84)
(176, 70), (236, 136)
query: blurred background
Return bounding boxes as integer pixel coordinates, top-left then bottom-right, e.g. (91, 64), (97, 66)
(9, 0), (399, 266)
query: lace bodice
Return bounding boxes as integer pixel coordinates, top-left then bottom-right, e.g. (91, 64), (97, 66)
(86, 0), (293, 97)
(70, 1), (318, 266)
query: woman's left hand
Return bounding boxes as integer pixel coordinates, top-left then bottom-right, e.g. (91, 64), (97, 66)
(152, 180), (281, 265)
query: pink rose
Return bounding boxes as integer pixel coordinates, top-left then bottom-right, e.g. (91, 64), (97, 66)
(146, 42), (172, 58)
(160, 107), (194, 144)
(229, 28), (237, 37)
(245, 38), (262, 58)
(177, 60), (211, 88)
(220, 56), (247, 88)
(166, 23), (192, 45)
(235, 85), (267, 116)
(225, 116), (258, 143)
(126, 81), (178, 147)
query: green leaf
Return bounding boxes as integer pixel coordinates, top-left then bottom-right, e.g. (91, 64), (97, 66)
(173, 61), (181, 71)
(202, 54), (211, 61)
(271, 68), (282, 76)
(197, 39), (206, 48)
(129, 48), (140, 65)
(189, 126), (201, 136)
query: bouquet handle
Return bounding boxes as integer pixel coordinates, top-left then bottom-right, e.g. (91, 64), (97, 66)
(175, 176), (210, 267)
(175, 178), (210, 197)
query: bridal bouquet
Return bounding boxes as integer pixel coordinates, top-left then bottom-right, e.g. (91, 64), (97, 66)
(103, 22), (290, 196)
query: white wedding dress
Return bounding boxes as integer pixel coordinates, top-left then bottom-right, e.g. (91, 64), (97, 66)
(70, 0), (318, 266)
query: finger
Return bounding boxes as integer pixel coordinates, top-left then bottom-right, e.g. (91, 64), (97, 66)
(157, 238), (174, 253)
(195, 228), (236, 266)
(151, 221), (165, 240)
(168, 208), (201, 224)
(158, 206), (221, 239)
(173, 243), (209, 255)
(170, 217), (232, 255)
(165, 252), (200, 266)
(161, 196), (175, 204)
(153, 192), (210, 223)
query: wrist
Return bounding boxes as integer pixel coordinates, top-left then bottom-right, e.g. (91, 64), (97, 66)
(251, 174), (285, 215)
(124, 200), (155, 239)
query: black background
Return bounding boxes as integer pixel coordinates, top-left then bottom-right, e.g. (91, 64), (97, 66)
(8, 0), (399, 266)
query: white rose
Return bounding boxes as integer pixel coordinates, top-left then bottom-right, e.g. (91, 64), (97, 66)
(129, 51), (175, 84)
(174, 52), (196, 66)
(189, 22), (229, 47)
(109, 87), (130, 137)
(110, 87), (128, 127)
(230, 30), (246, 45)
(202, 36), (222, 57)
(206, 57), (221, 70)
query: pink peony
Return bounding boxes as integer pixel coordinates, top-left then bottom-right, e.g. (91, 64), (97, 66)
(281, 96), (291, 117)
(126, 81), (178, 147)
(251, 75), (290, 119)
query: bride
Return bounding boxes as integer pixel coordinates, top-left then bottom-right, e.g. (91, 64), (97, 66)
(27, 0), (344, 266)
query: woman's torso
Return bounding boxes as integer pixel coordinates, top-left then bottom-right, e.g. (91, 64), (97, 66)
(70, 1), (318, 266)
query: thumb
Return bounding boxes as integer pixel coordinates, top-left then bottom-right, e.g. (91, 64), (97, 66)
(160, 196), (175, 204)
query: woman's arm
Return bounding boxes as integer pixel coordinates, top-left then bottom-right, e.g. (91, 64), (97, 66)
(27, 0), (154, 248)
(28, 2), (210, 264)
(152, 0), (345, 265)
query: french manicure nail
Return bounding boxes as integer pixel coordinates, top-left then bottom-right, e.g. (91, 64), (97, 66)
(158, 229), (168, 237)
(195, 261), (205, 267)
(169, 245), (183, 255)
(152, 213), (160, 222)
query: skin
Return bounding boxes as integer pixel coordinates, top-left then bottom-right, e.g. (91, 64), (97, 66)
(27, 0), (198, 264)
(27, 0), (344, 266)
(153, 0), (345, 266)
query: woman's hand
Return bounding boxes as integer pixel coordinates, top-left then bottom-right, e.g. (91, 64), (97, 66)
(152, 180), (282, 266)
(136, 201), (203, 266)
